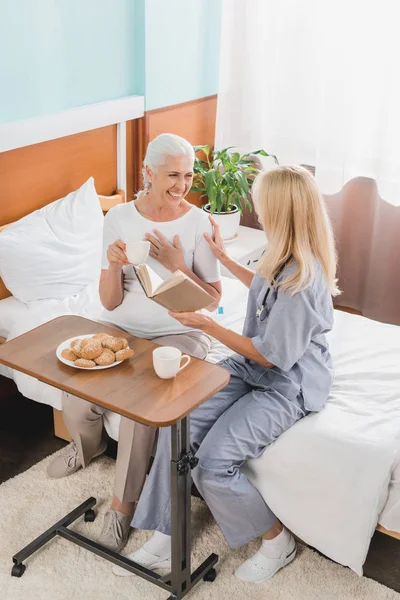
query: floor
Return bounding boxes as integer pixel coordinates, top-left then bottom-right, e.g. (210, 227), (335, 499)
(1, 385), (399, 594)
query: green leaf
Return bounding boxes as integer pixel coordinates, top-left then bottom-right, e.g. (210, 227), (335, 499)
(230, 192), (243, 213)
(218, 188), (227, 212)
(193, 157), (208, 176)
(224, 173), (236, 189)
(252, 149), (269, 156)
(192, 144), (279, 210)
(244, 197), (253, 211)
(235, 170), (250, 195)
(204, 169), (217, 205)
(213, 146), (235, 162)
(252, 149), (279, 164)
(193, 144), (210, 157)
(194, 157), (208, 167)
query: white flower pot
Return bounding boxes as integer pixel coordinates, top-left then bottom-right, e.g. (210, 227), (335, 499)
(203, 205), (241, 240)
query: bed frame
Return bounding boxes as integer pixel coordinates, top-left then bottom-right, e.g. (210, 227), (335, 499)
(0, 104), (398, 544)
(0, 99), (144, 445)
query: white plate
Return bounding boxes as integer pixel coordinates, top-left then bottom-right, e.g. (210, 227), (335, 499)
(56, 334), (124, 370)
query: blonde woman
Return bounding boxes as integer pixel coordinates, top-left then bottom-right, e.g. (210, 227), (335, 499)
(114, 166), (339, 582)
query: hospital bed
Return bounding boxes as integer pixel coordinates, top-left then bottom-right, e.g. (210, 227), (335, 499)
(0, 104), (399, 577)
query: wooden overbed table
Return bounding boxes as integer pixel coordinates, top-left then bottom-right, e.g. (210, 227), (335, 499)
(0, 315), (230, 599)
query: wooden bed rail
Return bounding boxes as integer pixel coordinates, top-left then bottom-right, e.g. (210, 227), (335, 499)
(376, 525), (400, 541)
(97, 190), (125, 212)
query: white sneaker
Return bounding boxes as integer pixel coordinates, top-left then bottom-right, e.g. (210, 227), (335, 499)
(235, 535), (297, 583)
(112, 546), (171, 577)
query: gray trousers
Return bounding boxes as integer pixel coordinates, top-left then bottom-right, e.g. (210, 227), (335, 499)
(62, 330), (211, 503)
(132, 357), (307, 547)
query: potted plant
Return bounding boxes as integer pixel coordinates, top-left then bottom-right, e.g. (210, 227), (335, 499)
(191, 145), (278, 240)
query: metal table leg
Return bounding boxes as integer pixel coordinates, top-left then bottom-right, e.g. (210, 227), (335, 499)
(10, 416), (218, 599)
(167, 416), (218, 599)
(11, 497), (96, 577)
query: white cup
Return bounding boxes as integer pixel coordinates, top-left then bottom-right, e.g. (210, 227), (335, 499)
(125, 240), (150, 265)
(153, 346), (191, 379)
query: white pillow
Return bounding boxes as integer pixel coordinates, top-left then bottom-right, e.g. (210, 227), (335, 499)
(0, 177), (104, 302)
(0, 296), (29, 338)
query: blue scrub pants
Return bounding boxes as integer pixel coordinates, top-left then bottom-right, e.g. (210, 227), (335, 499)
(132, 358), (307, 548)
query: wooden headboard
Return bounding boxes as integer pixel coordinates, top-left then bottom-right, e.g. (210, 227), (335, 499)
(0, 126), (118, 226)
(0, 125), (126, 301)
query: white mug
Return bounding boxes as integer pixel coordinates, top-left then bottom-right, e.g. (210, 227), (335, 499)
(152, 346), (191, 379)
(125, 240), (150, 265)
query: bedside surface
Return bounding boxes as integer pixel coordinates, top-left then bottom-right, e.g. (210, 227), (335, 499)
(223, 225), (267, 275)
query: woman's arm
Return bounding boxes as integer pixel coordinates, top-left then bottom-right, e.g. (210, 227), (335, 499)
(169, 311), (274, 368)
(99, 266), (124, 311)
(208, 321), (274, 367)
(203, 218), (255, 289)
(99, 239), (128, 310)
(217, 253), (255, 289)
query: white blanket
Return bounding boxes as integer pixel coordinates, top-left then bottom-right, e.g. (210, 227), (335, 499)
(4, 278), (104, 407)
(3, 276), (246, 433)
(2, 281), (400, 574)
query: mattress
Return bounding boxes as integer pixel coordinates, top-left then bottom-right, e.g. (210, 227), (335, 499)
(379, 444), (400, 532)
(0, 277), (399, 574)
(0, 276), (245, 399)
(244, 309), (400, 573)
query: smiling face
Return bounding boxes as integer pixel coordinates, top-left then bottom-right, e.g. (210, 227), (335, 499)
(146, 155), (194, 207)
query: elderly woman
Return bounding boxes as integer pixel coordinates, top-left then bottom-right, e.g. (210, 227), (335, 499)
(47, 133), (221, 552)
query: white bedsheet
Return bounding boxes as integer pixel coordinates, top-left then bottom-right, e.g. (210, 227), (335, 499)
(1, 275), (246, 418)
(1, 279), (399, 574)
(381, 446), (400, 532)
(244, 310), (400, 573)
(1, 278), (104, 396)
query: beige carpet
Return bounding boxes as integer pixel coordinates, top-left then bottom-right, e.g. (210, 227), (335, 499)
(1, 451), (399, 600)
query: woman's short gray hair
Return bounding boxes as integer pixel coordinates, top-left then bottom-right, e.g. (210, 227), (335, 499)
(136, 133), (195, 199)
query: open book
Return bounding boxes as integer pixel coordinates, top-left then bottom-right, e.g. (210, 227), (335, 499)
(133, 264), (215, 312)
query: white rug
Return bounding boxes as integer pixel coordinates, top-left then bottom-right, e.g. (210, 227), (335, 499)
(1, 451), (399, 600)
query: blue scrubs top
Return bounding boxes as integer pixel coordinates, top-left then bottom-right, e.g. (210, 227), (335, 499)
(232, 260), (334, 412)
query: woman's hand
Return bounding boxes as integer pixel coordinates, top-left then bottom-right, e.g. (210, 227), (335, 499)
(145, 230), (185, 272)
(107, 239), (129, 269)
(205, 215), (255, 288)
(168, 311), (213, 331)
(203, 216), (228, 263)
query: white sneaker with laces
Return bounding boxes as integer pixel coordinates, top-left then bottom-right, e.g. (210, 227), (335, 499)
(234, 535), (297, 583)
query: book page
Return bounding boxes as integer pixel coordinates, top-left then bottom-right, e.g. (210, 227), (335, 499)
(135, 264), (164, 296)
(154, 270), (186, 295)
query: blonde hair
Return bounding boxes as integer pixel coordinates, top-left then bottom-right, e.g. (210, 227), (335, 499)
(136, 133), (195, 200)
(252, 165), (340, 296)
